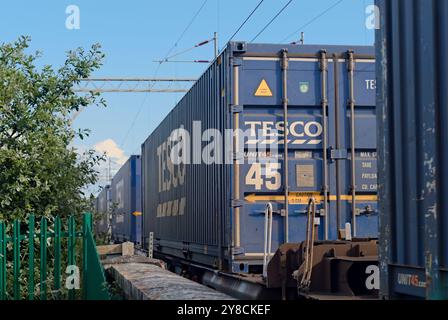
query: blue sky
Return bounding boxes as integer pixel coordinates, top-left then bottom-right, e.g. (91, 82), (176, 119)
(0, 0), (374, 187)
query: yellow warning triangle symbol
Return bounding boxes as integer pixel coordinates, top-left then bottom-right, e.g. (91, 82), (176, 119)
(254, 79), (273, 97)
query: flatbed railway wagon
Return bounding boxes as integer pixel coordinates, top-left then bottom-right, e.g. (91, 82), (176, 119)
(142, 42), (379, 299)
(110, 155), (143, 245)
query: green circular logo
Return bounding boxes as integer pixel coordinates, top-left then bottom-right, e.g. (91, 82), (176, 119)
(300, 82), (310, 93)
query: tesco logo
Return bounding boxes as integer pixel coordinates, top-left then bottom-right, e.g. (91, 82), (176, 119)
(245, 121), (323, 145)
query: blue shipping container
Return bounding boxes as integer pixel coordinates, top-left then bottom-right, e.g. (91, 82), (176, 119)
(376, 0), (448, 299)
(142, 42), (377, 273)
(94, 185), (110, 235)
(111, 155), (142, 244)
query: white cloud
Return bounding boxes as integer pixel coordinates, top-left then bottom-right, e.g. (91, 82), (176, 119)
(89, 139), (129, 193)
(94, 139), (128, 165)
(73, 139), (128, 197)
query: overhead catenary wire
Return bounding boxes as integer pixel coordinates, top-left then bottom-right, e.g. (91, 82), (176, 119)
(250, 0), (294, 43)
(120, 87), (151, 147)
(153, 60), (210, 64)
(281, 0), (345, 43)
(160, 38), (214, 62)
(120, 0), (209, 148)
(217, 0), (220, 48)
(224, 0), (265, 48)
(160, 0), (210, 65)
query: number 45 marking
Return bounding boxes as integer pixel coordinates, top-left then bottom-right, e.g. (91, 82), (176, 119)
(246, 163), (282, 191)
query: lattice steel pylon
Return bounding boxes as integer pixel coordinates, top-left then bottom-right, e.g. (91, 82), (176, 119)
(70, 77), (197, 122)
(73, 77), (196, 93)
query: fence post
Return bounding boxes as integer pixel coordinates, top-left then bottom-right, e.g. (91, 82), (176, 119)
(13, 219), (20, 300)
(82, 212), (110, 300)
(82, 213), (91, 300)
(40, 217), (47, 300)
(0, 221), (6, 300)
(68, 216), (76, 300)
(54, 216), (61, 299)
(28, 215), (35, 300)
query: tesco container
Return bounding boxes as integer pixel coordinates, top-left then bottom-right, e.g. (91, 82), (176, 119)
(142, 42), (377, 273)
(110, 155), (142, 244)
(376, 0), (448, 299)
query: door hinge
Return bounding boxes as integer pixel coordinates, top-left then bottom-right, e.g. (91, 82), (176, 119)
(230, 57), (243, 67)
(231, 199), (244, 208)
(330, 148), (348, 160)
(230, 104), (243, 113)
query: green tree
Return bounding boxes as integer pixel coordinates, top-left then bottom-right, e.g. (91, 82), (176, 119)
(0, 36), (106, 221)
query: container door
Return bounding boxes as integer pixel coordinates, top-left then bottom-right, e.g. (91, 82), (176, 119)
(331, 54), (378, 238)
(233, 51), (377, 268)
(236, 54), (332, 264)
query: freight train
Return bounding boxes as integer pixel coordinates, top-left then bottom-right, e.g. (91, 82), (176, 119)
(95, 42), (380, 299)
(95, 155), (142, 245)
(93, 0), (448, 299)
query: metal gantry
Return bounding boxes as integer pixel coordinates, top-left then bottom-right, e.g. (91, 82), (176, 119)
(74, 77), (196, 93)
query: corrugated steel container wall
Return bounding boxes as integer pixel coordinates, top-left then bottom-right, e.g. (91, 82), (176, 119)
(111, 155), (142, 244)
(376, 0), (448, 299)
(143, 42), (377, 270)
(94, 185), (110, 235)
(142, 48), (230, 265)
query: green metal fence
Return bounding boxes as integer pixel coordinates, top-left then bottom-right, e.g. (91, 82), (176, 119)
(0, 212), (110, 300)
